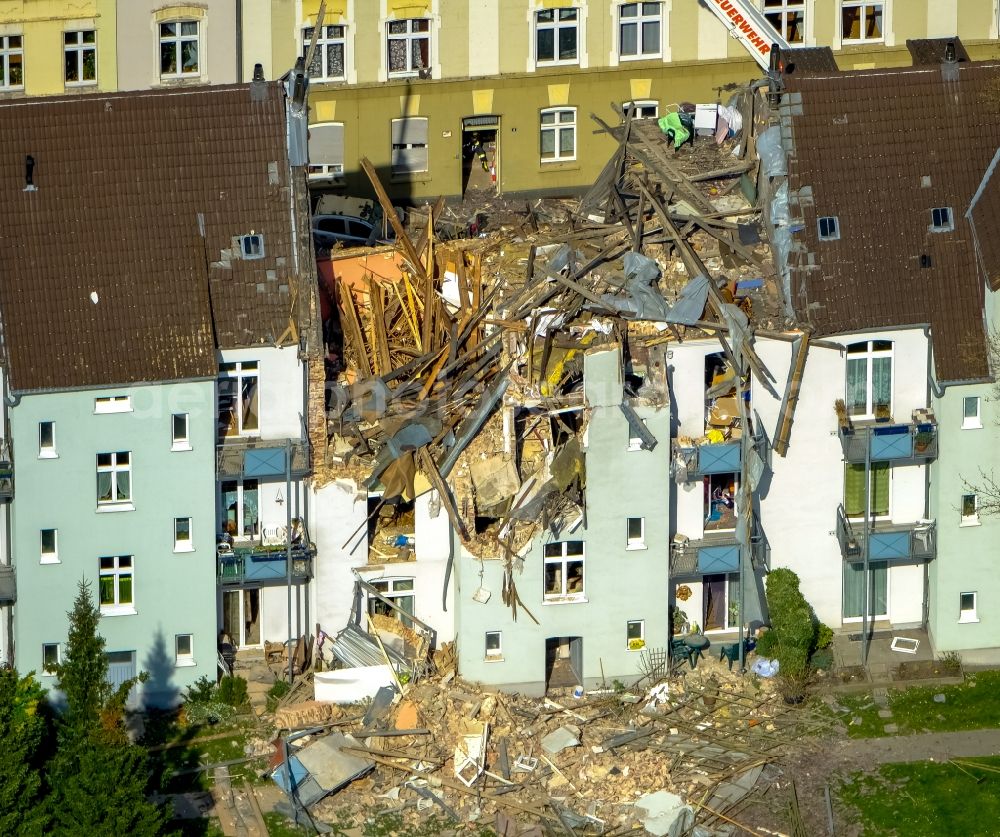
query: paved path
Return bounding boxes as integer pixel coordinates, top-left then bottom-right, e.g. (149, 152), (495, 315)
(839, 728), (1000, 765)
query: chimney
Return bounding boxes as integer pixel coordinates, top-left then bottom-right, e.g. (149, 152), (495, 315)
(942, 40), (959, 82)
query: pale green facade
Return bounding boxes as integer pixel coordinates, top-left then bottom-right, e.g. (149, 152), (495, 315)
(11, 379), (217, 707)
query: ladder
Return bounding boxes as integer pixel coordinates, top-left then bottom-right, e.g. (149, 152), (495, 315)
(702, 0), (790, 69)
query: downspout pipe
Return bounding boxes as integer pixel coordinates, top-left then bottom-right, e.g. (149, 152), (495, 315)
(236, 0), (243, 83)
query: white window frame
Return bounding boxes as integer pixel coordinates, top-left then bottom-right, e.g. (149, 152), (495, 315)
(626, 517), (646, 550)
(42, 643), (60, 675)
(174, 517), (193, 553)
(239, 234), (264, 259)
(171, 412), (191, 450)
(40, 528), (58, 564)
(367, 577), (416, 627)
(763, 0), (806, 44)
(930, 206), (954, 233)
(218, 361), (259, 438)
(961, 493), (980, 526)
(95, 394), (131, 414)
(618, 2), (662, 60)
(818, 215), (840, 241)
(627, 619), (646, 650)
(962, 396), (982, 430)
(540, 107), (577, 164)
(38, 421), (57, 459)
(175, 633), (195, 666)
(159, 19), (200, 80)
(485, 630), (503, 660)
(221, 478), (260, 538)
(0, 35), (23, 91)
(543, 540), (586, 603)
(390, 117), (429, 176)
(845, 339), (893, 420)
(308, 121), (346, 181)
(386, 18), (430, 78)
(622, 99), (659, 120)
(959, 592), (978, 623)
(840, 2), (885, 44)
(64, 29), (96, 86)
(96, 451), (133, 510)
(535, 8), (580, 67)
(99, 555), (135, 615)
(302, 23), (346, 82)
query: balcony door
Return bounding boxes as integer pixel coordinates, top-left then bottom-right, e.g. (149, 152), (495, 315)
(222, 588), (262, 648)
(842, 561), (888, 621)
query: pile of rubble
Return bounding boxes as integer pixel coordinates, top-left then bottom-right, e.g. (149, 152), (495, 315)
(260, 651), (834, 834)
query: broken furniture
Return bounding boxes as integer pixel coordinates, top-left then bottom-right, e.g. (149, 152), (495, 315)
(453, 720), (488, 787)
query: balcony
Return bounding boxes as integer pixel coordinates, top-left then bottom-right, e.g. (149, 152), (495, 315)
(0, 440), (13, 501)
(674, 423), (770, 482)
(0, 565), (14, 603)
(836, 505), (936, 563)
(216, 437), (311, 481)
(217, 543), (315, 586)
(838, 421), (937, 464)
(671, 517), (769, 579)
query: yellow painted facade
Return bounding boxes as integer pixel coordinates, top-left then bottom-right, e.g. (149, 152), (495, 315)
(0, 0), (116, 96)
(292, 0), (1000, 199)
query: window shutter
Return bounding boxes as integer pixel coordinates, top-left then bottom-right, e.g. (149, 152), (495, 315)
(309, 122), (344, 167)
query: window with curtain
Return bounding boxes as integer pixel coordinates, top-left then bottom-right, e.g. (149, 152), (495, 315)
(843, 561), (887, 619)
(844, 463), (889, 518)
(845, 340), (892, 418)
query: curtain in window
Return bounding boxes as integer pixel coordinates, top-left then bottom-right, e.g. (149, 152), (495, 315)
(116, 471), (130, 501)
(727, 573), (741, 629)
(846, 357), (867, 414)
(843, 561), (888, 618)
(845, 463), (889, 517)
(97, 472), (112, 503)
(871, 356), (891, 413)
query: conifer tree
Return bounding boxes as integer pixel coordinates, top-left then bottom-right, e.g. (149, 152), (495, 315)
(46, 580), (166, 836)
(0, 668), (49, 836)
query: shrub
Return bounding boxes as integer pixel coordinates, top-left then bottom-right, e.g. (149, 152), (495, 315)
(816, 622), (834, 651)
(217, 676), (249, 709)
(185, 675), (217, 706)
(761, 569), (818, 697)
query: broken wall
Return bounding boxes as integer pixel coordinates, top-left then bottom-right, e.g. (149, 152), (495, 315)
(454, 346), (671, 694)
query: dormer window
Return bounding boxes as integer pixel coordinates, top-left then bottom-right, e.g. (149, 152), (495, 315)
(239, 234), (264, 259)
(818, 215), (840, 241)
(930, 206), (953, 232)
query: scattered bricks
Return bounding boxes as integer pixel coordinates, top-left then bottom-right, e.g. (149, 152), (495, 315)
(274, 700), (333, 730)
(394, 699), (420, 730)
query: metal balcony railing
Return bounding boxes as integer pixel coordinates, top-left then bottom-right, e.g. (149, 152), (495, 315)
(217, 542), (315, 585)
(838, 421), (937, 464)
(670, 516), (769, 578)
(836, 505), (936, 563)
(0, 565), (15, 603)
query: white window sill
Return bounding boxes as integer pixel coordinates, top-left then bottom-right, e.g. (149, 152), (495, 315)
(541, 157), (578, 165)
(175, 659), (197, 668)
(484, 656), (504, 663)
(40, 556), (60, 565)
(97, 502), (135, 513)
(38, 451), (58, 459)
(958, 616), (980, 624)
(173, 544), (195, 554)
(65, 81), (97, 89)
(960, 518), (981, 527)
(962, 422), (983, 430)
(535, 60), (580, 69)
(625, 543), (647, 552)
(94, 407), (132, 415)
(627, 646), (646, 652)
(41, 670), (57, 678)
(171, 442), (193, 452)
(387, 71), (421, 80)
(100, 606), (137, 617)
(543, 596), (587, 605)
(619, 53), (662, 62)
(627, 442), (644, 452)
(840, 39), (885, 47)
(160, 74), (203, 82)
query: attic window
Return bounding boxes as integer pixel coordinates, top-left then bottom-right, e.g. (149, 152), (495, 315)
(930, 207), (954, 233)
(240, 234), (265, 259)
(818, 216), (840, 241)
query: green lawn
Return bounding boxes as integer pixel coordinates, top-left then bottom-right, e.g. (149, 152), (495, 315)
(838, 757), (1000, 836)
(834, 670), (1000, 738)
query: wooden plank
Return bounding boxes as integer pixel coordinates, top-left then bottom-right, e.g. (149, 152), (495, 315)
(773, 331), (811, 457)
(338, 284), (373, 378)
(368, 281), (392, 375)
(360, 157), (427, 283)
(414, 194), (446, 258)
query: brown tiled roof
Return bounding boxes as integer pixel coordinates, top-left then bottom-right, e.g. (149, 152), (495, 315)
(0, 82), (296, 393)
(783, 61), (1000, 382)
(906, 37), (970, 65)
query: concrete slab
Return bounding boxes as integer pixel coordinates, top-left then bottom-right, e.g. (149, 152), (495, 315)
(541, 725), (580, 755)
(634, 790), (695, 837)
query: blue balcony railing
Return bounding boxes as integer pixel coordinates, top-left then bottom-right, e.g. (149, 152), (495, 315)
(839, 422), (937, 464)
(835, 505), (936, 563)
(670, 516), (769, 578)
(217, 543), (315, 585)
